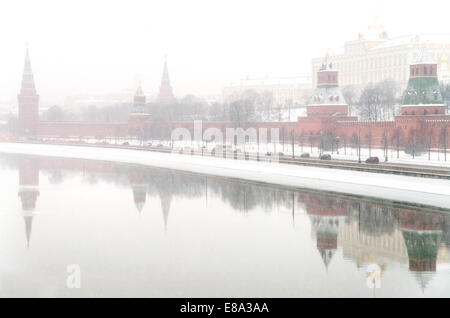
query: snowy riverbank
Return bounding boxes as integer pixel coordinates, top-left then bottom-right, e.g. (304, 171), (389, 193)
(1, 142), (450, 210)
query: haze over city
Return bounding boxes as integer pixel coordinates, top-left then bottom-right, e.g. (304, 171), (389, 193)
(1, 0), (450, 304)
(1, 0), (449, 104)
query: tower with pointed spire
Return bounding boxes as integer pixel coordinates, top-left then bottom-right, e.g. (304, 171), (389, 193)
(18, 157), (40, 248)
(401, 48), (445, 116)
(156, 57), (176, 105)
(17, 45), (39, 135)
(307, 53), (348, 117)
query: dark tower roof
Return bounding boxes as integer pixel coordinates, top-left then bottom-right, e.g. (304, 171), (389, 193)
(161, 59), (171, 87)
(20, 46), (37, 95)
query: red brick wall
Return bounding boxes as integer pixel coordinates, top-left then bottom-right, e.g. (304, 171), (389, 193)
(27, 112), (450, 149)
(37, 122), (128, 138)
(401, 105), (445, 116)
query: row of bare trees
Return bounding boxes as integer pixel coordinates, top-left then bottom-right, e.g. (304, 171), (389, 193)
(295, 126), (449, 161)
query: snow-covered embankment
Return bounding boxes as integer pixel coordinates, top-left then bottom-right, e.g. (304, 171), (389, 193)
(1, 142), (450, 210)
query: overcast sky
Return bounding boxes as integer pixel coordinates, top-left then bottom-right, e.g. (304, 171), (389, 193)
(0, 0), (449, 104)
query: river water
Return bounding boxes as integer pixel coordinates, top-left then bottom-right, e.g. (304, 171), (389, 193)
(0, 152), (448, 297)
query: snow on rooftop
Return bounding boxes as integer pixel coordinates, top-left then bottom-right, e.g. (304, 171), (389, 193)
(370, 34), (450, 50)
(411, 47), (436, 64)
(228, 76), (312, 87)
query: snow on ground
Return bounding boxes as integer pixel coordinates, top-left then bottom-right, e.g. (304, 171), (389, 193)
(44, 135), (450, 169)
(1, 142), (450, 210)
(14, 133), (450, 171)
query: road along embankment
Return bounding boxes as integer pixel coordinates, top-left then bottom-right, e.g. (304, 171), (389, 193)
(1, 142), (450, 210)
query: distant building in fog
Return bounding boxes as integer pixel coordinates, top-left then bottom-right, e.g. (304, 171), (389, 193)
(222, 75), (312, 108)
(312, 19), (450, 91)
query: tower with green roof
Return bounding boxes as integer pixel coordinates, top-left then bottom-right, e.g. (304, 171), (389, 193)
(401, 48), (445, 116)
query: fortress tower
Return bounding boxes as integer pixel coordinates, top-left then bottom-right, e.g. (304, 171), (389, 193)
(17, 46), (39, 135)
(156, 57), (176, 105)
(401, 48), (445, 116)
(130, 84), (149, 118)
(307, 54), (348, 118)
(128, 84), (150, 138)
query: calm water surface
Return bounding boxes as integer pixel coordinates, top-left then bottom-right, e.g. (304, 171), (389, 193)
(0, 153), (449, 297)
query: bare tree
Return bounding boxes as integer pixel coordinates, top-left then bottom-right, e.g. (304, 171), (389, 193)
(440, 127), (448, 161)
(342, 85), (357, 115)
(407, 128), (417, 159)
(308, 132), (314, 153)
(365, 130), (373, 157)
(424, 128), (433, 161)
(357, 80), (399, 121)
(351, 133), (358, 155)
(391, 127), (404, 159)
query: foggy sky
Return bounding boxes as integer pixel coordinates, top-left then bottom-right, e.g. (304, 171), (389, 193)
(0, 0), (449, 104)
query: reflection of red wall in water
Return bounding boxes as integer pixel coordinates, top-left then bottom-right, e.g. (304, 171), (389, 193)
(297, 192), (348, 216)
(38, 156), (149, 212)
(18, 158), (39, 211)
(38, 157), (119, 174)
(399, 209), (443, 232)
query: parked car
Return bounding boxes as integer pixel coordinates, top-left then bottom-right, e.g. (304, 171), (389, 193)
(300, 153), (310, 158)
(365, 156), (380, 164)
(319, 154), (331, 160)
(122, 141), (130, 146)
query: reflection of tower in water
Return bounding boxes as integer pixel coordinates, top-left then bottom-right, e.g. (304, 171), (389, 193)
(149, 170), (174, 232)
(157, 173), (173, 233)
(128, 167), (147, 213)
(299, 192), (348, 270)
(159, 191), (172, 233)
(399, 209), (444, 292)
(18, 158), (40, 248)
